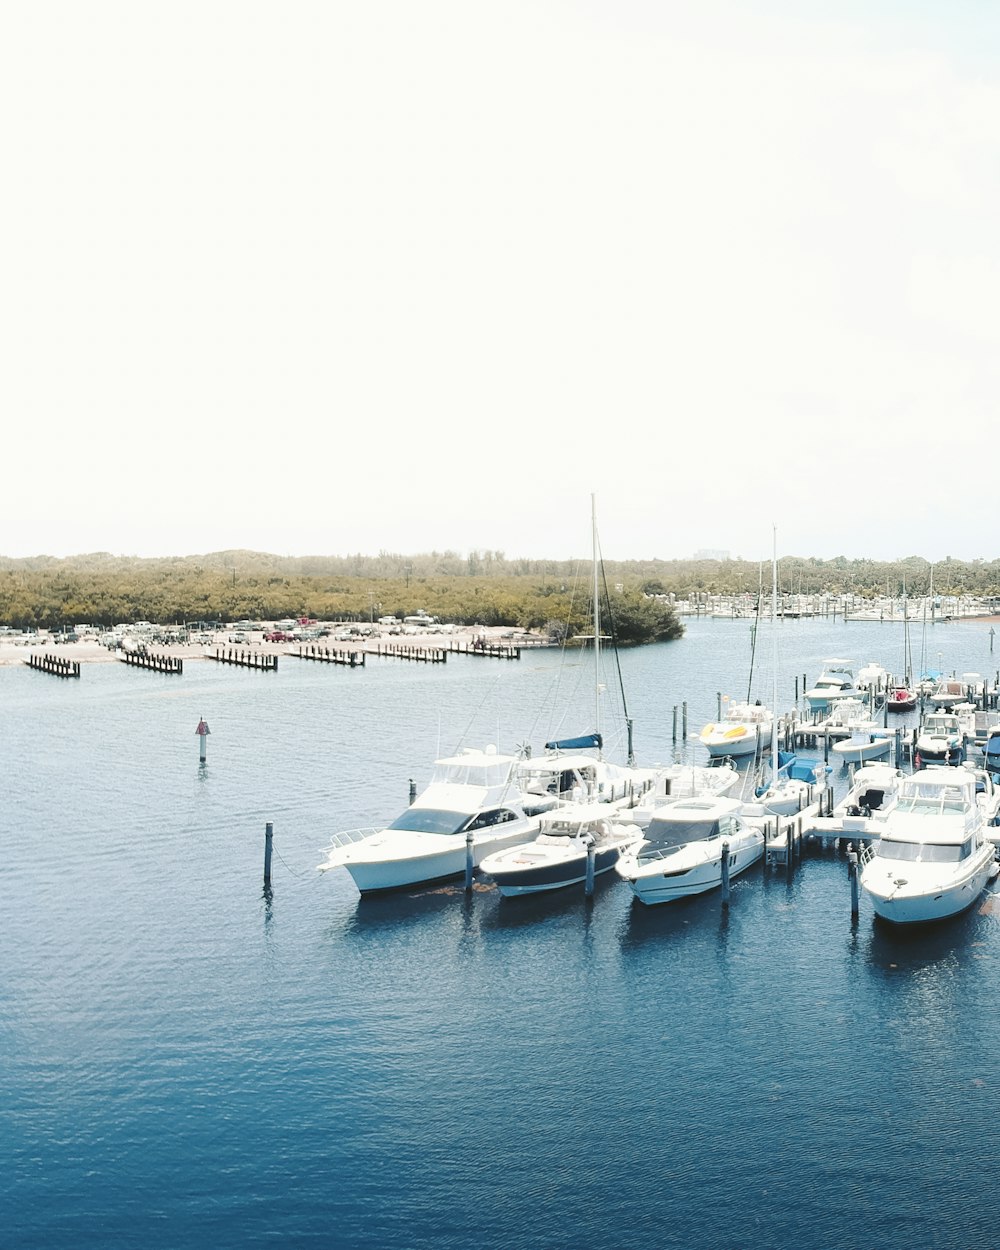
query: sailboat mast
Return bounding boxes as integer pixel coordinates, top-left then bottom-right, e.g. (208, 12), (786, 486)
(592, 492), (601, 741)
(771, 525), (779, 779)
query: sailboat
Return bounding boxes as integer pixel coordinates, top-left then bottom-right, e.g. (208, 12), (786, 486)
(887, 579), (917, 712)
(753, 527), (824, 816)
(481, 496), (658, 895)
(700, 566), (774, 759)
(515, 495), (662, 805)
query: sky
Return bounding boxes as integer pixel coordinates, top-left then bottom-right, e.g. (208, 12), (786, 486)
(4, 1), (999, 565)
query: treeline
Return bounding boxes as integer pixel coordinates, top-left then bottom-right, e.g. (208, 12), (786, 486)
(0, 556), (684, 644)
(3, 548), (996, 595)
(1, 549), (997, 635)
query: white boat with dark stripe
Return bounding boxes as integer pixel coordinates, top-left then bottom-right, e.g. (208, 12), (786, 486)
(480, 803), (642, 897)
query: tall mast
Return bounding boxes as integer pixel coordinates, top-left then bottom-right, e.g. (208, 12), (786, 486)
(592, 492), (601, 740)
(771, 524), (779, 780)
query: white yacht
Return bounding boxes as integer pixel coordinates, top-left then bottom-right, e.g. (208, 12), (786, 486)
(516, 739), (660, 811)
(804, 661), (861, 712)
(699, 701), (773, 759)
(859, 767), (998, 924)
(913, 711), (969, 768)
(316, 745), (539, 894)
(626, 759), (741, 829)
(836, 761), (907, 826)
(830, 712), (892, 765)
(615, 795), (764, 905)
(479, 803), (642, 897)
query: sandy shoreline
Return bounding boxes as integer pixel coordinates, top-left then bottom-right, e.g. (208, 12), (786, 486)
(0, 625), (547, 668)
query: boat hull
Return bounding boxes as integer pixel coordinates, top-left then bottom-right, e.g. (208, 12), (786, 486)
(618, 833), (764, 906)
(831, 738), (892, 765)
(863, 853), (995, 924)
(485, 844), (624, 896)
(701, 727), (772, 758)
(341, 824), (536, 894)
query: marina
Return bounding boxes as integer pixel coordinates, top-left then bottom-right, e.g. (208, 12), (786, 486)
(7, 611), (1000, 1249)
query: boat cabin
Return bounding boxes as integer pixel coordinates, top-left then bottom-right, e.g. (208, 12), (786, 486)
(638, 798), (744, 864)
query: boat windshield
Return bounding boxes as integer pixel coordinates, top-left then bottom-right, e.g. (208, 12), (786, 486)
(895, 786), (969, 815)
(878, 839), (974, 863)
(639, 817), (718, 862)
(387, 806), (520, 835)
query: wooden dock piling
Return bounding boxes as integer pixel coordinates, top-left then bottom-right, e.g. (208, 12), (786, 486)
(371, 642), (447, 664)
(120, 649), (183, 674)
(290, 645), (364, 667)
(208, 648), (278, 671)
(26, 652), (80, 678)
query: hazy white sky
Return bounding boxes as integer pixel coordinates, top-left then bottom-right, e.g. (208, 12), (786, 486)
(4, 1), (998, 564)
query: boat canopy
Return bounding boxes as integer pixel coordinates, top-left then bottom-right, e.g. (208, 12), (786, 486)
(544, 732), (602, 751)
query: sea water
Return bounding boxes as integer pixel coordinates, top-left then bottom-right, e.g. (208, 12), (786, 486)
(5, 616), (1000, 1249)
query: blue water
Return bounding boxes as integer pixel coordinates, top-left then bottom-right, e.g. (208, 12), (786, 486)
(6, 617), (1000, 1249)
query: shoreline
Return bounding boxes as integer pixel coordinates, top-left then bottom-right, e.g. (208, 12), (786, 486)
(0, 625), (549, 668)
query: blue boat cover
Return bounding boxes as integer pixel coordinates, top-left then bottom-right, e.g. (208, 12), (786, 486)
(545, 732), (603, 751)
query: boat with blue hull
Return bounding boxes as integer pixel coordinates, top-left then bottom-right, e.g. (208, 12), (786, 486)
(479, 804), (642, 896)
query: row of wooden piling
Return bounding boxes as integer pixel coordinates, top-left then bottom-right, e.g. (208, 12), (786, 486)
(291, 646), (365, 667)
(370, 642), (448, 664)
(26, 652), (80, 678)
(208, 648), (278, 671)
(120, 649), (183, 674)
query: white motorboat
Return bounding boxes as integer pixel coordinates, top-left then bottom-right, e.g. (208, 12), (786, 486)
(316, 745), (539, 894)
(615, 795), (764, 905)
(859, 767), (998, 924)
(857, 660), (891, 698)
(830, 713), (893, 765)
(928, 677), (970, 709)
(804, 661), (862, 712)
(699, 701), (773, 759)
(517, 741), (660, 811)
(753, 753), (828, 816)
(801, 696), (869, 744)
(836, 761), (907, 824)
(479, 803), (642, 896)
(626, 759), (741, 828)
(913, 711), (969, 768)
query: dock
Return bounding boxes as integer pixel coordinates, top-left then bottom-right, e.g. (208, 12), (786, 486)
(450, 640), (522, 660)
(206, 647), (278, 671)
(289, 645), (365, 667)
(120, 649), (183, 675)
(26, 652), (81, 678)
(369, 642), (448, 664)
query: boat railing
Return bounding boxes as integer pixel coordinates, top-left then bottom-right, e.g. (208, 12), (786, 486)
(321, 827), (381, 853)
(859, 841), (877, 869)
